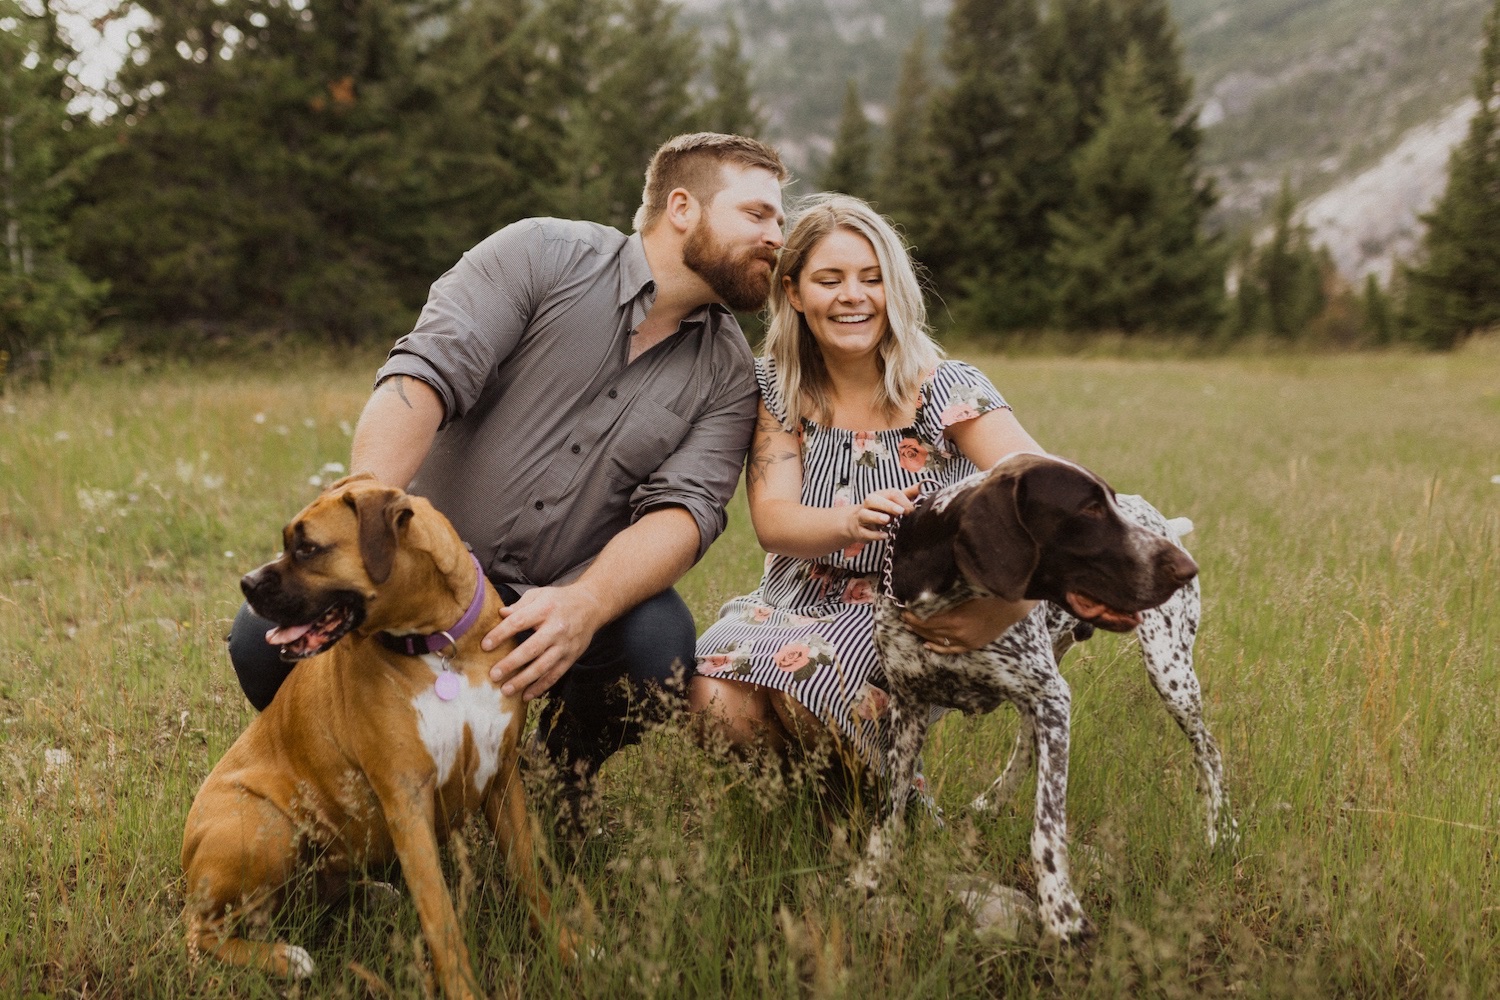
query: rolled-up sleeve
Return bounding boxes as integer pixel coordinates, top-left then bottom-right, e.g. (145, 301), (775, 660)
(630, 366), (758, 559)
(375, 220), (551, 425)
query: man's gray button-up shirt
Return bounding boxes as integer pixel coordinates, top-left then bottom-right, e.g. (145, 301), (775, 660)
(375, 217), (758, 590)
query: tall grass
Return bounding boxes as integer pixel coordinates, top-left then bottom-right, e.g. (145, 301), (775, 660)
(1, 342), (1497, 997)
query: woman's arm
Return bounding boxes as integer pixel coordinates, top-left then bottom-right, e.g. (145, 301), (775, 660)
(946, 405), (1045, 470)
(745, 400), (916, 560)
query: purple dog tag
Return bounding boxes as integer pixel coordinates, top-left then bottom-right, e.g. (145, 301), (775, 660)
(434, 672), (463, 701)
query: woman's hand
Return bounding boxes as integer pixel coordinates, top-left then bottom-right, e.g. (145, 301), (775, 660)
(902, 596), (1037, 654)
(843, 483), (921, 545)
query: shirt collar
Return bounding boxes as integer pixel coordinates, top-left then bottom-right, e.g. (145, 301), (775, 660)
(617, 232), (656, 308)
(617, 231), (732, 331)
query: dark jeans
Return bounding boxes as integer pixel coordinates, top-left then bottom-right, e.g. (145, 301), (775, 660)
(228, 582), (697, 777)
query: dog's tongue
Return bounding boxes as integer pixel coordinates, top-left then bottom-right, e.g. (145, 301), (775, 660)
(265, 623), (314, 646)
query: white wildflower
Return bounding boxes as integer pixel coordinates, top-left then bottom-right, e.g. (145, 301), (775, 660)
(44, 748), (71, 772)
(308, 475), (323, 487)
(200, 474), (225, 490)
(53, 430), (70, 442)
(303, 418), (316, 429)
(223, 551), (236, 559)
(253, 412), (267, 424)
(338, 420), (353, 436)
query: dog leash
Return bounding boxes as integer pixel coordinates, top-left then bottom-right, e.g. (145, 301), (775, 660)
(377, 550), (487, 700)
(879, 478), (942, 610)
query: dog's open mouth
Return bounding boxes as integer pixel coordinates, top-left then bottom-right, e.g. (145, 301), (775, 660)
(265, 602), (360, 660)
(1064, 592), (1142, 632)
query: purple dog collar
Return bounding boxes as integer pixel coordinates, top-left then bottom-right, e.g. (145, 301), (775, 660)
(377, 552), (487, 656)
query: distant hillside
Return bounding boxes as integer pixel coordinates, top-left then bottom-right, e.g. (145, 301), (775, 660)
(691, 0), (1492, 282)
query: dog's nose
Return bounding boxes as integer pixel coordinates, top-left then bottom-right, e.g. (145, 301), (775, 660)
(241, 565), (276, 601)
(1164, 547), (1198, 585)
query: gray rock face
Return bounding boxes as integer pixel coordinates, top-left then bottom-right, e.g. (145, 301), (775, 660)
(1298, 99), (1476, 285)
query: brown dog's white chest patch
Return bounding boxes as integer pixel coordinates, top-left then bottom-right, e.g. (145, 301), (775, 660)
(410, 654), (513, 794)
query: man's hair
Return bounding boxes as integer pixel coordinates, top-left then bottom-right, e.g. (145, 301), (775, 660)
(762, 193), (943, 429)
(634, 132), (787, 233)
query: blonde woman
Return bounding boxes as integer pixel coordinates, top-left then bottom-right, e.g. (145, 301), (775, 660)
(691, 194), (1045, 778)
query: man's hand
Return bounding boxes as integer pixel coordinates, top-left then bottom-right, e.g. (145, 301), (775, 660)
(484, 583), (608, 701)
(902, 596), (1037, 654)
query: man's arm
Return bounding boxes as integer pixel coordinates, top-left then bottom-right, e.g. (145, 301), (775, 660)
(483, 506), (700, 700)
(349, 375), (446, 488)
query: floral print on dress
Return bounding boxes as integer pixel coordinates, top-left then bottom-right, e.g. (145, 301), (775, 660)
(700, 639), (755, 676)
(772, 633), (836, 683)
(841, 576), (876, 604)
(897, 435), (930, 474)
(938, 380), (1002, 428)
(852, 430), (890, 468)
(853, 683), (890, 721)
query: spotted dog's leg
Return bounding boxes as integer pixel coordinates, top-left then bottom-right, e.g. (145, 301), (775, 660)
(1030, 679), (1093, 944)
(1135, 578), (1237, 850)
(850, 687), (930, 892)
(971, 709), (1035, 814)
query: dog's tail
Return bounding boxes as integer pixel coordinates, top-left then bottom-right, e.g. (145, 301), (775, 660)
(1165, 516), (1195, 539)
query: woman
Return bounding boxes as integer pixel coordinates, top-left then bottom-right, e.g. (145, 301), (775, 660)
(690, 194), (1046, 777)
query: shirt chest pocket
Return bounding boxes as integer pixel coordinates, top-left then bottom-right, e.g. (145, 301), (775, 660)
(606, 396), (692, 484)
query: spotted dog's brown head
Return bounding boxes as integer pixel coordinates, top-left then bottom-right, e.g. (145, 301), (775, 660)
(895, 454), (1197, 632)
(240, 473), (472, 659)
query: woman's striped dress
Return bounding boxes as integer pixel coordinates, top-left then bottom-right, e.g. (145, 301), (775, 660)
(695, 357), (1010, 774)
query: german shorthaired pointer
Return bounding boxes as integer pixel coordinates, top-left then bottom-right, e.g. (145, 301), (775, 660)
(853, 452), (1235, 944)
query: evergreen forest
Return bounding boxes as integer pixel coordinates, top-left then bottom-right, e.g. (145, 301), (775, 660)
(4, 0), (1500, 373)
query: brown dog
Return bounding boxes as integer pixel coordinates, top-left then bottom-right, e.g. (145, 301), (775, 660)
(182, 474), (573, 998)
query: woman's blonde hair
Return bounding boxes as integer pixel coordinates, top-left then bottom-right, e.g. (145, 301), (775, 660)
(763, 194), (943, 428)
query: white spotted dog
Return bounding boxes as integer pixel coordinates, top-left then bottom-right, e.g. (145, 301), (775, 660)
(975, 495), (1237, 853)
(852, 453), (1210, 945)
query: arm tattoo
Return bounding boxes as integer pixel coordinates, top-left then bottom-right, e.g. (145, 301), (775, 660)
(381, 375), (414, 409)
(746, 412), (799, 488)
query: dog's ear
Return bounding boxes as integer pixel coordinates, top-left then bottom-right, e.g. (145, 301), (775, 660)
(348, 488), (412, 585)
(953, 467), (1039, 601)
(327, 470), (378, 493)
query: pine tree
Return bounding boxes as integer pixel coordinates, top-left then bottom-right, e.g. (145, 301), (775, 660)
(1402, 0), (1500, 348)
(876, 29), (935, 227)
(701, 16), (763, 138)
(821, 80), (872, 198)
(544, 0), (703, 231)
(67, 0), (439, 342)
(0, 0), (105, 367)
(1047, 46), (1224, 333)
(1247, 179), (1326, 338)
(922, 0), (1052, 330)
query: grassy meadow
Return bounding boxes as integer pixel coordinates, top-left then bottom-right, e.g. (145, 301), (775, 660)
(2, 342), (1498, 998)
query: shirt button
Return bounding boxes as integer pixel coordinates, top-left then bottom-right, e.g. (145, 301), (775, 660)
(608, 388), (618, 399)
(534, 500), (544, 510)
(571, 443), (581, 454)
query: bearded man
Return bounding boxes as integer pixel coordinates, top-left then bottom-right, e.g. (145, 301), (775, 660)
(228, 133), (787, 834)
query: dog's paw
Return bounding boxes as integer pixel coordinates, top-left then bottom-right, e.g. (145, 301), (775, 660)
(1209, 812), (1242, 855)
(276, 943), (317, 979)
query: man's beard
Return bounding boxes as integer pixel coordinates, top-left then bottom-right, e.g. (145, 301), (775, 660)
(682, 218), (777, 312)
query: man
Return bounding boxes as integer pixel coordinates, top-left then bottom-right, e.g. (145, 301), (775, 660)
(229, 133), (788, 831)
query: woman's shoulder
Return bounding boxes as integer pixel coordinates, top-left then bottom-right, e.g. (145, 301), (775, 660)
(918, 359), (1010, 433)
(754, 355), (792, 427)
